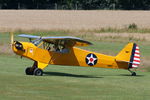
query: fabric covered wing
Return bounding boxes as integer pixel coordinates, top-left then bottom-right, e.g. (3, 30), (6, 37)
(18, 34), (41, 39)
(18, 34), (92, 47)
(42, 36), (92, 47)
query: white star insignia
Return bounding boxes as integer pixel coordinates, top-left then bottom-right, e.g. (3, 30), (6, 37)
(86, 54), (97, 65)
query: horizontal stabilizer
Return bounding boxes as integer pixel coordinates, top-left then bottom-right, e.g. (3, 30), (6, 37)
(116, 60), (139, 64)
(116, 60), (130, 63)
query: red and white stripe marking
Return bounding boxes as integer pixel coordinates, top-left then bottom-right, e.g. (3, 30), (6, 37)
(132, 45), (140, 68)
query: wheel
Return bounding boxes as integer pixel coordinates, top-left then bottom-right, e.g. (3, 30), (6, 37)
(33, 68), (43, 76)
(25, 67), (33, 75)
(131, 72), (136, 76)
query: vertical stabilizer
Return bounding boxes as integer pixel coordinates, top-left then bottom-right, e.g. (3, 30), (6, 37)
(116, 43), (140, 69)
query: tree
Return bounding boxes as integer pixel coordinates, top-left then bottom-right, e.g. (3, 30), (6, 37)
(0, 0), (149, 10)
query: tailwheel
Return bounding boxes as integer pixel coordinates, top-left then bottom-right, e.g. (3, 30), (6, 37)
(33, 68), (43, 76)
(25, 67), (34, 75)
(131, 72), (136, 76)
(128, 69), (136, 76)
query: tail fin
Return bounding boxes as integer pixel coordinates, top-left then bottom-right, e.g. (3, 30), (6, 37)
(116, 43), (140, 69)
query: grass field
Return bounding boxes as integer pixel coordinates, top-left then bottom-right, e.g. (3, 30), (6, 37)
(0, 55), (150, 100)
(0, 32), (150, 100)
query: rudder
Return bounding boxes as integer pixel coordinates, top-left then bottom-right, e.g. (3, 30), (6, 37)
(128, 43), (140, 68)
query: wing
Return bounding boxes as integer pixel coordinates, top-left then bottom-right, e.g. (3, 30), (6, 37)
(42, 36), (92, 47)
(18, 34), (92, 47)
(18, 34), (41, 39)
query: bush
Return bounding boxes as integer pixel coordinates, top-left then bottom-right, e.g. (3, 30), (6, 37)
(128, 23), (138, 29)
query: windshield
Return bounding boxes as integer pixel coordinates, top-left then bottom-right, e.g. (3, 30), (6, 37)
(32, 39), (43, 46)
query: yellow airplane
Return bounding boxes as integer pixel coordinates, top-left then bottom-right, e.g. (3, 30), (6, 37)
(12, 34), (140, 76)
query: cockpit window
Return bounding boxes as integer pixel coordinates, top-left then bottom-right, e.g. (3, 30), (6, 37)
(32, 39), (42, 46)
(34, 39), (69, 53)
(43, 42), (69, 53)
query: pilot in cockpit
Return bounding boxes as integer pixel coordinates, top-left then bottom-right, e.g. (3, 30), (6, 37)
(60, 45), (69, 53)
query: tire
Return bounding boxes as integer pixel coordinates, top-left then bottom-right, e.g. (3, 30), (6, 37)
(25, 67), (33, 75)
(131, 72), (136, 76)
(33, 68), (43, 76)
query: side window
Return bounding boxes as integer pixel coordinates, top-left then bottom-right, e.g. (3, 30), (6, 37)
(37, 42), (51, 50)
(39, 42), (69, 53)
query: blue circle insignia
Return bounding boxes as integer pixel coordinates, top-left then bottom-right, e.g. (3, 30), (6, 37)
(85, 53), (98, 66)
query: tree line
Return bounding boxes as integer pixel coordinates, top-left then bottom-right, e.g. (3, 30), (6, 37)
(0, 0), (150, 10)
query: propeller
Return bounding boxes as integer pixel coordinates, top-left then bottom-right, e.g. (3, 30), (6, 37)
(10, 32), (14, 48)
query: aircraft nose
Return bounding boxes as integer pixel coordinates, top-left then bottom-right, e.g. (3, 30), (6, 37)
(14, 41), (24, 51)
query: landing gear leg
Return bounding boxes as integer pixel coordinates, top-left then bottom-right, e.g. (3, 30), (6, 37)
(25, 61), (37, 75)
(128, 69), (136, 76)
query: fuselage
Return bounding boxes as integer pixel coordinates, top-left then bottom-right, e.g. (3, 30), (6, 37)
(12, 41), (128, 70)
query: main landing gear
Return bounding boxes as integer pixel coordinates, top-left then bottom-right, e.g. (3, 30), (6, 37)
(25, 67), (43, 76)
(128, 69), (136, 76)
(25, 62), (43, 76)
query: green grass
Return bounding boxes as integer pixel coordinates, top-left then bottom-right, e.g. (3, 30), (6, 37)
(0, 55), (150, 100)
(0, 32), (150, 100)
